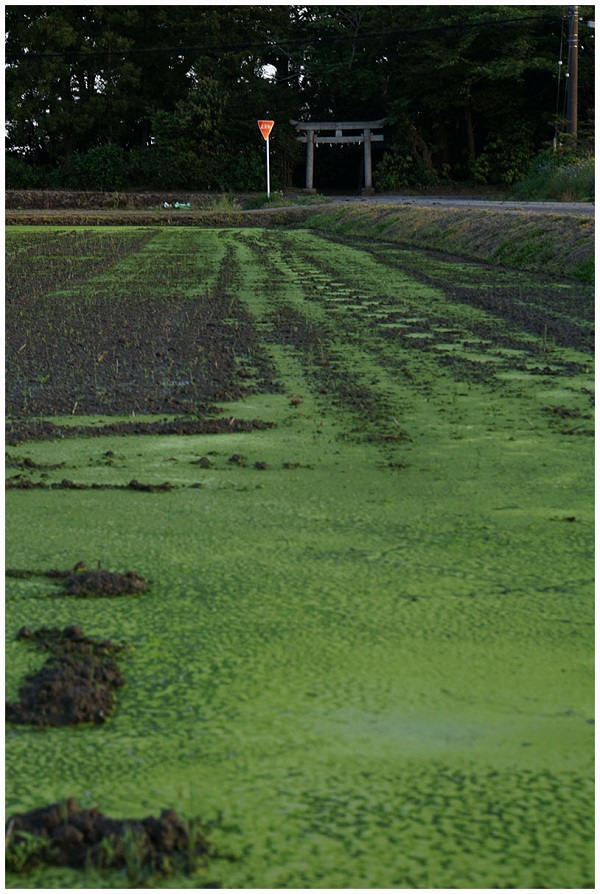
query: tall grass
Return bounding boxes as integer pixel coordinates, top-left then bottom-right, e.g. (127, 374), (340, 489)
(511, 154), (594, 202)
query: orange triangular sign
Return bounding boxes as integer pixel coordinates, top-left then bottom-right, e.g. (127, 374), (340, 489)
(258, 120), (274, 140)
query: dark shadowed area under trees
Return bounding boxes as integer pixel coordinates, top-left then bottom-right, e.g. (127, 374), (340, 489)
(5, 5), (595, 193)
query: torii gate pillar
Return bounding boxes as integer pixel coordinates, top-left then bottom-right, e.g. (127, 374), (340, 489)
(306, 130), (315, 193)
(291, 119), (385, 193)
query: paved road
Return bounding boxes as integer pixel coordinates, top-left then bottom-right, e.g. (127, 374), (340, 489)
(330, 194), (595, 217)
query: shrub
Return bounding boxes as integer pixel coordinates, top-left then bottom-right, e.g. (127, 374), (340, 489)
(374, 144), (440, 191)
(374, 126), (442, 191)
(470, 125), (536, 187)
(126, 147), (181, 190)
(58, 145), (127, 191)
(5, 155), (49, 189)
(5, 143), (289, 193)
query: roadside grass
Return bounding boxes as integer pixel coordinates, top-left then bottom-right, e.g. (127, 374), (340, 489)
(242, 191), (331, 210)
(510, 157), (595, 203)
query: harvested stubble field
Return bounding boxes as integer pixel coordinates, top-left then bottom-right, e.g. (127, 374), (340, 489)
(5, 207), (594, 889)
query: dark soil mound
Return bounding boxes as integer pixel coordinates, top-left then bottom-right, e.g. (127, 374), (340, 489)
(5, 563), (149, 596)
(16, 624), (127, 657)
(7, 624), (129, 727)
(5, 798), (211, 878)
(6, 653), (125, 726)
(62, 568), (148, 597)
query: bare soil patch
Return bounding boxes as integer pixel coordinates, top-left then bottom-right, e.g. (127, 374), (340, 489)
(6, 237), (281, 426)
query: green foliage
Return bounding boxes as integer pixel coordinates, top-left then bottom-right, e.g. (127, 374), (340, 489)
(126, 147), (180, 190)
(5, 145), (267, 193)
(374, 133), (442, 191)
(60, 145), (127, 191)
(469, 124), (536, 187)
(152, 77), (226, 158)
(4, 6), (596, 190)
(5, 155), (48, 189)
(545, 159), (595, 201)
(6, 829), (54, 873)
(122, 824), (145, 885)
(245, 191), (330, 209)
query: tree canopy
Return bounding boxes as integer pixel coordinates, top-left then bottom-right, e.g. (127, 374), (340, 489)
(5, 5), (595, 191)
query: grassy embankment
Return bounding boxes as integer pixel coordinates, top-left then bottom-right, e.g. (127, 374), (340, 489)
(303, 203), (595, 283)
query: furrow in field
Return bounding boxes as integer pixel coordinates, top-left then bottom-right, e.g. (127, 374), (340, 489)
(285, 231), (593, 368)
(234, 231), (417, 456)
(357, 239), (595, 352)
(5, 229), (155, 304)
(235, 230), (593, 448)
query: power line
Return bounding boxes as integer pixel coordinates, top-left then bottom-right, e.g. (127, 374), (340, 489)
(6, 13), (561, 62)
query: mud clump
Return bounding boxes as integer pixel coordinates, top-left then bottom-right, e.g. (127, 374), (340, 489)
(5, 563), (149, 597)
(16, 624), (128, 658)
(62, 568), (148, 597)
(5, 798), (211, 877)
(6, 653), (125, 727)
(6, 625), (129, 727)
(127, 479), (173, 492)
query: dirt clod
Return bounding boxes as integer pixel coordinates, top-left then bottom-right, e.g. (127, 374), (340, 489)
(5, 798), (210, 876)
(62, 568), (148, 597)
(6, 653), (125, 726)
(128, 479), (173, 492)
(7, 625), (129, 727)
(16, 625), (127, 657)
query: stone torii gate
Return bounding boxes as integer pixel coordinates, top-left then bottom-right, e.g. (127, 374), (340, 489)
(290, 119), (386, 193)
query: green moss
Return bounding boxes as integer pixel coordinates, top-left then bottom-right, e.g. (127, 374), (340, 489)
(5, 227), (594, 888)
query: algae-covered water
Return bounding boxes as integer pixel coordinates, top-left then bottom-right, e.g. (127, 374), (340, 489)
(5, 226), (594, 888)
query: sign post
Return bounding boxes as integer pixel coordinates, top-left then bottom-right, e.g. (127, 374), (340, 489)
(258, 120), (274, 199)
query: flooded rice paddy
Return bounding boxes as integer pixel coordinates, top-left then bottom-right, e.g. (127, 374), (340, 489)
(5, 225), (594, 887)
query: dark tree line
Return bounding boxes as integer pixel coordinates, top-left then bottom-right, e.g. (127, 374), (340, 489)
(5, 5), (595, 192)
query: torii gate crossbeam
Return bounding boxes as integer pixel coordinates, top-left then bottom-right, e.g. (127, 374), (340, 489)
(290, 119), (386, 193)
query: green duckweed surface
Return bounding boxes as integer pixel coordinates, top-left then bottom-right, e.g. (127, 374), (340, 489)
(5, 226), (594, 888)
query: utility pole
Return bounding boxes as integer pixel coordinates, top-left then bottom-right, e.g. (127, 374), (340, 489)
(566, 5), (579, 138)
